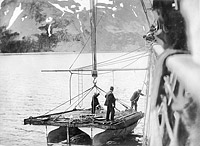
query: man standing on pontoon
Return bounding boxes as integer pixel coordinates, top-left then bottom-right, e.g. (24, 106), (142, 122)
(130, 89), (144, 111)
(91, 92), (100, 114)
(104, 86), (116, 121)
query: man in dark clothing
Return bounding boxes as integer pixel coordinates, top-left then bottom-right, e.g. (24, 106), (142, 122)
(130, 89), (144, 111)
(91, 93), (100, 114)
(105, 86), (116, 121)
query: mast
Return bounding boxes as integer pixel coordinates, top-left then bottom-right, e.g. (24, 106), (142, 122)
(90, 0), (98, 79)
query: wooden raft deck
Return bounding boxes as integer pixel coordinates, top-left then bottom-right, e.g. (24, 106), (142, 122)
(24, 109), (144, 130)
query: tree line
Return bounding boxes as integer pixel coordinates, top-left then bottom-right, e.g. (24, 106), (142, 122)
(0, 25), (83, 53)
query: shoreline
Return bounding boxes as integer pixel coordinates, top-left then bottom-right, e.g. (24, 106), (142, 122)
(0, 50), (145, 56)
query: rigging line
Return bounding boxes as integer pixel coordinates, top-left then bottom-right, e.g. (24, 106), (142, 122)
(84, 47), (147, 69)
(54, 88), (93, 120)
(69, 12), (105, 70)
(116, 98), (128, 102)
(69, 36), (90, 69)
(121, 54), (149, 69)
(82, 51), (148, 70)
(142, 46), (152, 91)
(73, 86), (95, 109)
(101, 52), (148, 65)
(140, 0), (151, 28)
(72, 57), (140, 73)
(54, 86), (94, 120)
(121, 58), (141, 69)
(32, 109), (76, 119)
(97, 52), (148, 67)
(43, 87), (94, 115)
(112, 71), (114, 86)
(65, 88), (90, 111)
(70, 65), (148, 76)
(96, 85), (107, 93)
(76, 46), (146, 70)
(96, 54), (148, 68)
(100, 53), (148, 67)
(96, 87), (103, 95)
(115, 107), (120, 112)
(85, 57), (137, 69)
(69, 71), (73, 104)
(93, 58), (147, 76)
(96, 86), (130, 109)
(141, 69), (148, 91)
(97, 58), (137, 68)
(123, 55), (149, 68)
(117, 99), (130, 109)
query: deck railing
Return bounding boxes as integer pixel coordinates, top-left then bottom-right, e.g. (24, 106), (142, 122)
(143, 43), (200, 146)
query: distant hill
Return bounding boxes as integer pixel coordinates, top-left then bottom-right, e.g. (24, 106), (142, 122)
(0, 0), (153, 53)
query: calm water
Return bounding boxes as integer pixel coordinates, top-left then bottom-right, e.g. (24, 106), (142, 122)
(0, 52), (148, 146)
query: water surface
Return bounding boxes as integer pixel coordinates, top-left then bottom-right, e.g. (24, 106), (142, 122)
(0, 53), (147, 146)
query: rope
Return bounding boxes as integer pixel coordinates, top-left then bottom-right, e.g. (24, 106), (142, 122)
(69, 71), (73, 104)
(96, 85), (107, 93)
(96, 53), (148, 68)
(66, 86), (93, 110)
(96, 85), (130, 110)
(69, 36), (90, 69)
(71, 54), (146, 76)
(141, 69), (148, 91)
(140, 0), (151, 28)
(115, 107), (120, 112)
(112, 71), (114, 86)
(117, 99), (130, 109)
(69, 47), (148, 77)
(76, 46), (146, 70)
(53, 86), (95, 120)
(71, 52), (148, 76)
(68, 53), (148, 76)
(87, 53), (148, 76)
(69, 12), (105, 70)
(121, 54), (149, 69)
(73, 86), (95, 109)
(43, 87), (94, 115)
(96, 50), (147, 68)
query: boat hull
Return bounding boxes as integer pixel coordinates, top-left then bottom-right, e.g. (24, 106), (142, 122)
(47, 126), (92, 145)
(93, 122), (138, 146)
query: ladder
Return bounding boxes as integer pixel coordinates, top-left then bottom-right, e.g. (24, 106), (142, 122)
(78, 69), (83, 107)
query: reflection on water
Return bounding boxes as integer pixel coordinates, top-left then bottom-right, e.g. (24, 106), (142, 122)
(0, 53), (147, 146)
